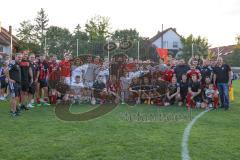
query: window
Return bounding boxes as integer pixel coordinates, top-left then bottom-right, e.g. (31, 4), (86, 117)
(0, 46), (3, 52)
(173, 42), (178, 48)
(163, 41), (168, 48)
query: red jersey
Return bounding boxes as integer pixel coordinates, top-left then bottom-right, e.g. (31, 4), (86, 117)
(48, 61), (59, 80)
(107, 81), (120, 93)
(38, 61), (48, 80)
(187, 69), (201, 80)
(162, 69), (174, 82)
(59, 60), (71, 77)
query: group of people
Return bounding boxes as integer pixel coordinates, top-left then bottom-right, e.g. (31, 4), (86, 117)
(0, 51), (233, 117)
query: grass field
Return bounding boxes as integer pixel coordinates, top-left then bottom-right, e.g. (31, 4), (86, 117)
(0, 81), (239, 160)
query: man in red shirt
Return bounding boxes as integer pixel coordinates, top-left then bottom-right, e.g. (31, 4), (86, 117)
(59, 53), (71, 85)
(162, 67), (175, 82)
(186, 65), (201, 81)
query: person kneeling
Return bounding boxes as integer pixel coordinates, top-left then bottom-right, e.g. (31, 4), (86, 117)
(165, 77), (180, 106)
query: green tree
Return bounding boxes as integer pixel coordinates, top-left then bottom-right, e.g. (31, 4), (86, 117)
(70, 24), (89, 56)
(46, 26), (72, 57)
(35, 8), (49, 53)
(225, 36), (240, 67)
(16, 20), (40, 52)
(180, 34), (209, 60)
(85, 15), (110, 41)
(111, 29), (140, 41)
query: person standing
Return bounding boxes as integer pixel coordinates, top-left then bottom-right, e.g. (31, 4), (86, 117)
(213, 57), (232, 110)
(7, 53), (22, 116)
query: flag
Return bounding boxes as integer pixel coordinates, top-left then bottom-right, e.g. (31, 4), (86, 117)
(156, 48), (168, 64)
(229, 84), (235, 102)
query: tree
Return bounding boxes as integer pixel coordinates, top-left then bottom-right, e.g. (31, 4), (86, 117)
(180, 34), (209, 60)
(70, 24), (89, 55)
(111, 29), (140, 41)
(225, 36), (240, 67)
(35, 8), (49, 53)
(85, 15), (110, 41)
(16, 20), (40, 52)
(46, 26), (72, 57)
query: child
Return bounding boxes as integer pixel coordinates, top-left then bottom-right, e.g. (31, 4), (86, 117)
(165, 76), (180, 106)
(203, 83), (216, 109)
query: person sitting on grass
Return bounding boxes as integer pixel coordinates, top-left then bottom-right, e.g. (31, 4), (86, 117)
(107, 75), (120, 104)
(140, 77), (152, 104)
(186, 74), (202, 110)
(128, 77), (141, 104)
(164, 76), (180, 106)
(92, 75), (107, 105)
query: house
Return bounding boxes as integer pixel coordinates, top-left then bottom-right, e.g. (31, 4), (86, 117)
(0, 26), (19, 56)
(210, 45), (236, 57)
(149, 28), (183, 57)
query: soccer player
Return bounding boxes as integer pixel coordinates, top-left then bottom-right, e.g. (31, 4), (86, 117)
(129, 77), (141, 104)
(28, 54), (38, 107)
(36, 55), (49, 105)
(59, 53), (71, 85)
(186, 74), (202, 109)
(19, 52), (33, 110)
(92, 75), (107, 104)
(165, 76), (180, 106)
(186, 65), (201, 81)
(48, 54), (59, 104)
(179, 74), (189, 106)
(7, 53), (22, 116)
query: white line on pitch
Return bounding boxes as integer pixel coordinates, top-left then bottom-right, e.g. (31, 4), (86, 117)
(181, 109), (211, 160)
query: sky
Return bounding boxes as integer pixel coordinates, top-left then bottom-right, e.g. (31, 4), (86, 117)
(0, 0), (240, 47)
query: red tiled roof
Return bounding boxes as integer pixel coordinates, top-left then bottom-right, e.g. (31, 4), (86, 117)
(210, 45), (236, 56)
(0, 27), (19, 46)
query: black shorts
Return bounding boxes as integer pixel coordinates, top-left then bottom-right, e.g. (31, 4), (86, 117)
(0, 79), (7, 89)
(9, 83), (21, 97)
(21, 82), (30, 92)
(39, 79), (48, 88)
(180, 92), (188, 102)
(29, 82), (36, 94)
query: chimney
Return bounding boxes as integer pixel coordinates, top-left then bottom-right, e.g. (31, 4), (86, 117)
(173, 28), (176, 32)
(9, 25), (12, 35)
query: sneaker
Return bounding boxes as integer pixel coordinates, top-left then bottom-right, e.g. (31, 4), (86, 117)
(0, 96), (6, 101)
(10, 111), (20, 117)
(43, 102), (50, 106)
(20, 105), (29, 110)
(27, 103), (35, 108)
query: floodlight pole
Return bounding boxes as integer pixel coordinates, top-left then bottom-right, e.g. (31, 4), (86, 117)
(137, 41), (140, 65)
(77, 39), (79, 57)
(107, 40), (110, 62)
(44, 37), (47, 56)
